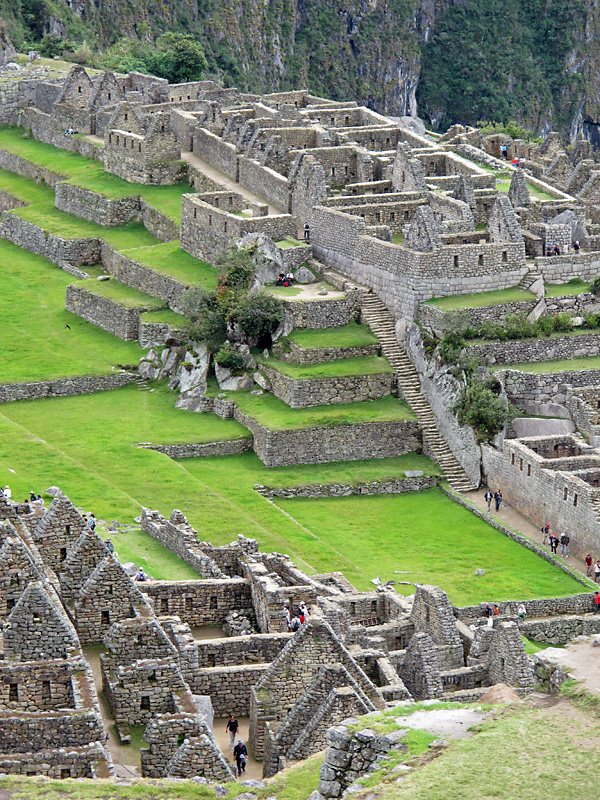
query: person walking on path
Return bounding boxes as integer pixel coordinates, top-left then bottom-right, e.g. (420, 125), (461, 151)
(541, 524), (549, 546)
(595, 561), (600, 584)
(226, 714), (239, 750)
(484, 489), (493, 512)
(560, 532), (570, 558)
(550, 534), (559, 555)
(585, 554), (593, 577)
(494, 490), (502, 512)
(303, 221), (310, 243)
(233, 739), (248, 776)
(594, 591), (600, 615)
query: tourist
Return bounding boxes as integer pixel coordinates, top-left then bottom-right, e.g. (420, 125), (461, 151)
(226, 714), (239, 749)
(276, 272), (285, 286)
(541, 523), (549, 546)
(284, 605), (291, 630)
(291, 615), (301, 632)
(500, 143), (508, 160)
(233, 738), (248, 776)
(3, 485), (11, 500)
(594, 591), (600, 615)
(512, 156), (519, 167)
(484, 489), (493, 512)
(134, 567), (147, 582)
(493, 604), (500, 616)
(494, 489), (502, 511)
(553, 244), (561, 256)
(484, 602), (492, 618)
(546, 247), (553, 257)
(285, 271), (295, 283)
(105, 538), (114, 554)
(29, 491), (36, 502)
(518, 603), (527, 621)
(550, 534), (559, 555)
(585, 554), (593, 577)
(595, 560), (600, 583)
(560, 532), (570, 558)
(303, 221), (310, 243)
(573, 240), (580, 252)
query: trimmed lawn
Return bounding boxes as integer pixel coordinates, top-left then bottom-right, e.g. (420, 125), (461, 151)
(427, 286), (536, 310)
(263, 355), (393, 379)
(545, 278), (591, 297)
(0, 239), (143, 383)
(0, 126), (191, 223)
(287, 322), (378, 349)
(118, 241), (218, 288)
(274, 489), (584, 603)
(141, 308), (189, 326)
(69, 278), (166, 309)
(231, 392), (416, 429)
(502, 355), (600, 373)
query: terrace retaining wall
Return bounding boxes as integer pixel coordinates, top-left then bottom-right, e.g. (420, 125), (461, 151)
(263, 367), (396, 408)
(0, 373), (135, 403)
(65, 284), (149, 340)
(468, 332), (600, 365)
(0, 211), (101, 265)
(100, 244), (189, 310)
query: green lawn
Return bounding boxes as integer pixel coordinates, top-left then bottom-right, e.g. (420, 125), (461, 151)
(274, 489), (584, 603)
(118, 241), (218, 288)
(0, 126), (191, 222)
(0, 239), (144, 383)
(267, 285), (306, 297)
(69, 278), (166, 309)
(502, 355), (600, 373)
(427, 286), (536, 310)
(545, 278), (591, 297)
(263, 355), (393, 379)
(141, 308), (189, 327)
(231, 392), (415, 430)
(287, 322), (379, 349)
(275, 236), (306, 249)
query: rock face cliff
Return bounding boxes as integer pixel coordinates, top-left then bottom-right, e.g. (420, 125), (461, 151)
(5, 0), (600, 138)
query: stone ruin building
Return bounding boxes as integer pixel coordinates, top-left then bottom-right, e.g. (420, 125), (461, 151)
(3, 487), (599, 782)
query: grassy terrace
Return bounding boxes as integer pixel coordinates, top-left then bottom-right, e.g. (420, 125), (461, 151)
(276, 236), (306, 249)
(545, 278), (591, 297)
(263, 355), (393, 379)
(118, 241), (218, 288)
(495, 174), (557, 201)
(0, 240), (143, 383)
(286, 321), (379, 349)
(427, 286), (536, 310)
(503, 355), (600, 373)
(141, 308), (189, 327)
(0, 126), (191, 223)
(70, 278), (166, 309)
(230, 392), (415, 429)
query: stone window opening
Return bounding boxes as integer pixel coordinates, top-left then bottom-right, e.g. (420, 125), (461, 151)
(124, 113), (128, 121)
(478, 254), (484, 267)
(207, 654), (215, 667)
(6, 598), (15, 612)
(178, 734), (185, 747)
(101, 610), (110, 625)
(194, 208), (197, 219)
(331, 166), (336, 177)
(138, 143), (141, 152)
(160, 598), (169, 612)
(140, 695), (151, 710)
(454, 255), (459, 269)
(564, 488), (568, 501)
(116, 135), (120, 146)
(108, 585), (113, 595)
(185, 597), (193, 611)
(33, 612), (41, 622)
(502, 250), (508, 263)
(108, 92), (111, 100)
(209, 596), (218, 609)
(60, 769), (71, 780)
(208, 214), (212, 226)
(224, 221), (228, 233)
(574, 494), (578, 506)
(511, 453), (515, 465)
(527, 464), (531, 476)
(345, 116), (350, 126)
(78, 86), (82, 93)
(42, 680), (51, 700)
(60, 547), (67, 561)
(8, 683), (18, 702)
(519, 458), (523, 471)
(331, 117), (335, 125)
(65, 524), (71, 536)
(108, 134), (112, 143)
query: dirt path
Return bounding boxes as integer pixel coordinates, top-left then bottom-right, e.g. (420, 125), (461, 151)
(465, 489), (591, 580)
(539, 638), (600, 695)
(181, 150), (283, 215)
(393, 707), (487, 739)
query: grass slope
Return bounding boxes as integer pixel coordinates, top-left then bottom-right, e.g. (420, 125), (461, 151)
(118, 241), (218, 288)
(0, 126), (190, 222)
(0, 239), (143, 382)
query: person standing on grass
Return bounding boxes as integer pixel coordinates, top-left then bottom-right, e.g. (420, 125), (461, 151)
(585, 554), (593, 577)
(484, 489), (493, 512)
(594, 591), (600, 615)
(560, 532), (570, 558)
(226, 714), (239, 750)
(494, 489), (502, 511)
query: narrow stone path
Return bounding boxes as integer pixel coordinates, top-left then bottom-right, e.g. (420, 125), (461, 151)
(465, 488), (592, 580)
(360, 293), (478, 492)
(181, 150), (283, 215)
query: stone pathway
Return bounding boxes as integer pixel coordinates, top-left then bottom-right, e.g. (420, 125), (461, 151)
(181, 150), (283, 215)
(465, 489), (591, 579)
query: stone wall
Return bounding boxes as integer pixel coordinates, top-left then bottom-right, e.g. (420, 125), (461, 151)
(284, 341), (380, 364)
(0, 373), (135, 404)
(55, 183), (141, 227)
(1, 211), (102, 266)
(141, 579), (252, 626)
(283, 289), (362, 329)
(0, 189), (26, 212)
(536, 251), (600, 283)
(0, 146), (61, 186)
(255, 475), (436, 498)
(418, 299), (539, 336)
(141, 200), (179, 242)
(497, 367), (600, 407)
(193, 663), (269, 717)
(140, 440), (252, 458)
(192, 127), (238, 179)
(520, 615), (600, 643)
(238, 156), (289, 211)
(0, 741), (109, 778)
(100, 245), (190, 310)
(263, 366), (396, 408)
(65, 285), (145, 340)
(233, 406), (422, 467)
(468, 332), (600, 365)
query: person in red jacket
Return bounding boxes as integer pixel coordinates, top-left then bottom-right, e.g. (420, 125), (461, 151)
(585, 554), (593, 577)
(594, 592), (600, 615)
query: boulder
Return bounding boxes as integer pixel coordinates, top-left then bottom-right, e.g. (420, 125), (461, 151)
(139, 361), (159, 380)
(511, 417), (575, 437)
(45, 486), (64, 497)
(239, 232), (284, 287)
(215, 363), (254, 391)
(178, 344), (210, 395)
(295, 266), (316, 284)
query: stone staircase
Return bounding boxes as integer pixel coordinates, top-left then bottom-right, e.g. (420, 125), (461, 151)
(360, 293), (478, 492)
(133, 374), (150, 392)
(518, 270), (543, 291)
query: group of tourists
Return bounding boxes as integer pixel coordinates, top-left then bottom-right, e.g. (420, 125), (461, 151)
(483, 489), (503, 512)
(584, 554), (600, 583)
(276, 271), (295, 286)
(226, 715), (248, 776)
(541, 524), (571, 557)
(284, 601), (310, 632)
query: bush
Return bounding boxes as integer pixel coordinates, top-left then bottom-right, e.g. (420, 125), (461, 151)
(590, 276), (600, 297)
(215, 343), (246, 374)
(179, 288), (228, 353)
(454, 377), (511, 439)
(234, 292), (284, 347)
